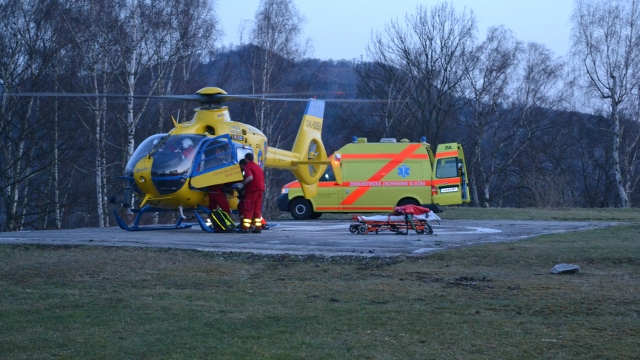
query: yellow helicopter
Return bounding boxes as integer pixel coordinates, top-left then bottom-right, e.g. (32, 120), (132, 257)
(109, 86), (342, 232)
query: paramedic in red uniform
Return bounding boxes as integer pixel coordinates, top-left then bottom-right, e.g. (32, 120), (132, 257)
(208, 185), (231, 215)
(236, 159), (247, 224)
(208, 146), (232, 215)
(239, 153), (265, 233)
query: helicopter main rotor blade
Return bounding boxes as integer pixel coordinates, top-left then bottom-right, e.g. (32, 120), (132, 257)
(4, 92), (311, 103)
(5, 92), (402, 104)
(235, 96), (402, 103)
(5, 92), (207, 101)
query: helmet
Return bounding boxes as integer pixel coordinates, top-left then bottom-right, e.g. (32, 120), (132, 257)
(181, 138), (193, 149)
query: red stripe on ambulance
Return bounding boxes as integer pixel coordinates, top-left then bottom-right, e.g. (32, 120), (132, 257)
(341, 144), (422, 205)
(435, 150), (458, 158)
(341, 153), (429, 160)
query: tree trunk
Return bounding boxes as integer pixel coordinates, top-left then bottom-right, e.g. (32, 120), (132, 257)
(54, 98), (61, 229)
(610, 94), (629, 207)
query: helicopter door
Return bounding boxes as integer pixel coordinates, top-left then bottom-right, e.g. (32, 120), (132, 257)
(431, 143), (470, 206)
(190, 134), (245, 188)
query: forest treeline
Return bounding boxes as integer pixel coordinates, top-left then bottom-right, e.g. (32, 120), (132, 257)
(1, 0), (639, 231)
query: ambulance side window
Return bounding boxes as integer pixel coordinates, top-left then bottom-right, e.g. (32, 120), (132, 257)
(436, 158), (458, 178)
(320, 167), (336, 182)
(343, 162), (368, 181)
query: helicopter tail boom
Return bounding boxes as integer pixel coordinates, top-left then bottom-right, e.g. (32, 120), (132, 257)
(265, 100), (328, 198)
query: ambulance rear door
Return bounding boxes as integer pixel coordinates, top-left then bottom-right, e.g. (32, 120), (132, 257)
(432, 143), (470, 205)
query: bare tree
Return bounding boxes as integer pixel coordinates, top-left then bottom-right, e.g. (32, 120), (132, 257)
(506, 43), (565, 206)
(152, 0), (221, 133)
(62, 0), (120, 227)
(366, 2), (476, 144)
(0, 0), (66, 230)
(352, 61), (417, 140)
(458, 26), (522, 206)
(109, 0), (219, 164)
(60, 0), (220, 227)
(241, 0), (312, 215)
(571, 0), (640, 207)
(242, 0), (310, 130)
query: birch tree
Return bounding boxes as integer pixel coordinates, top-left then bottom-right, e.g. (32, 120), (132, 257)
(571, 0), (640, 207)
(152, 0), (220, 133)
(60, 0), (219, 227)
(0, 0), (65, 230)
(242, 0), (311, 215)
(245, 0), (309, 132)
(62, 0), (119, 227)
(458, 26), (522, 206)
(111, 0), (218, 163)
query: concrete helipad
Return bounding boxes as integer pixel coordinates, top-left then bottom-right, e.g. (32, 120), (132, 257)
(0, 219), (618, 257)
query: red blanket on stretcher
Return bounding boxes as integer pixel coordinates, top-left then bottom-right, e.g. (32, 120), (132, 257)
(392, 204), (431, 216)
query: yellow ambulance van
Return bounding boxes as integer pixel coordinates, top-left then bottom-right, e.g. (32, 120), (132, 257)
(277, 137), (470, 219)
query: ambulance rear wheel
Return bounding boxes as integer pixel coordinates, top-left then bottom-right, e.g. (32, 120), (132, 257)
(310, 212), (323, 219)
(397, 198), (420, 207)
(290, 198), (312, 220)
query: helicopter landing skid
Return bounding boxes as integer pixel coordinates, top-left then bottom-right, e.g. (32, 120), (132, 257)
(112, 206), (196, 231)
(193, 206), (216, 233)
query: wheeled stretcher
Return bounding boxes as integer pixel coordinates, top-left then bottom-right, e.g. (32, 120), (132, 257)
(349, 211), (440, 235)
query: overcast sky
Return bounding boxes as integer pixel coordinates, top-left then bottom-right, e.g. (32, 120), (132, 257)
(216, 0), (574, 60)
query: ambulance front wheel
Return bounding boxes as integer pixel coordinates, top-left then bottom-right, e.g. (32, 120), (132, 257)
(290, 198), (312, 220)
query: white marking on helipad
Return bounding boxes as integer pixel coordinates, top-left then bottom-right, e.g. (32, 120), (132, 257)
(276, 224), (347, 231)
(273, 224), (502, 235)
(413, 248), (438, 254)
(434, 226), (502, 234)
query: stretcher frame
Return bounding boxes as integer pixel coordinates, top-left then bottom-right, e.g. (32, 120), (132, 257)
(349, 213), (434, 235)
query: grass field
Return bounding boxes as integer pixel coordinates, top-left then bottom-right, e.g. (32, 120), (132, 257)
(1, 208), (639, 359)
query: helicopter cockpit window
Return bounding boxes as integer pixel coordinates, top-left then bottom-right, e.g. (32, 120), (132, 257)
(158, 135), (200, 155)
(151, 134), (205, 175)
(149, 134), (206, 195)
(124, 134), (167, 177)
(320, 167), (336, 182)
